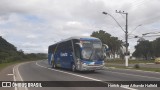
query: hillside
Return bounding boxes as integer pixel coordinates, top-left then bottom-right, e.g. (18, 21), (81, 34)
(0, 36), (21, 63)
(0, 36), (17, 51)
(0, 36), (47, 64)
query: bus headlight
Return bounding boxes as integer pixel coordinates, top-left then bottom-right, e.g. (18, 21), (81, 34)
(82, 63), (87, 66)
(82, 62), (88, 67)
(102, 61), (105, 65)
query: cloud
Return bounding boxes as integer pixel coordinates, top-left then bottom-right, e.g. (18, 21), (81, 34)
(0, 0), (160, 53)
(26, 34), (39, 39)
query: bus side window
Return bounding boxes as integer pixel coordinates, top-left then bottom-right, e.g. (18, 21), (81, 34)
(72, 39), (80, 59)
(63, 40), (72, 53)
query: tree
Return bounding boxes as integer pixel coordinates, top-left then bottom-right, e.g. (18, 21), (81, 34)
(0, 52), (9, 63)
(152, 38), (160, 57)
(133, 40), (152, 60)
(133, 37), (160, 59)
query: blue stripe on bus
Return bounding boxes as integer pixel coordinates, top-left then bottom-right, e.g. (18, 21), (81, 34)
(80, 38), (99, 41)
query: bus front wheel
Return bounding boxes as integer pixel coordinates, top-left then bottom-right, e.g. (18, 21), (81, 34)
(71, 64), (76, 72)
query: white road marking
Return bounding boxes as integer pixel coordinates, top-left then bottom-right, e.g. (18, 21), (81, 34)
(7, 74), (14, 76)
(13, 66), (17, 90)
(17, 63), (24, 81)
(36, 62), (100, 81)
(13, 63), (29, 90)
(36, 61), (137, 90)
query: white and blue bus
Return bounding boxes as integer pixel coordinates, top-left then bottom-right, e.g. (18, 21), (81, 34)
(48, 36), (108, 72)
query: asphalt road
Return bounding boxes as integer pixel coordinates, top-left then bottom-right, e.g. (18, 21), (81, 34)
(0, 60), (160, 90)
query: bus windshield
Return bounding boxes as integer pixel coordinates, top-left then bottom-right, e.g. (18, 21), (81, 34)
(81, 40), (104, 60)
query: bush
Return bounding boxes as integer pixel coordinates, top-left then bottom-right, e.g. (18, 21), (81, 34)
(134, 64), (140, 68)
(5, 56), (24, 63)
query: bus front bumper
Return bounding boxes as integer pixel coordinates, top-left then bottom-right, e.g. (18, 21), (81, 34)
(80, 65), (105, 71)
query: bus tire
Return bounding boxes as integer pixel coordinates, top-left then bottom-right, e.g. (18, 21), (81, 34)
(52, 62), (56, 68)
(90, 70), (95, 72)
(71, 64), (76, 72)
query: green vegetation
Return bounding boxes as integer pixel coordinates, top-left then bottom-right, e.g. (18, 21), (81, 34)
(105, 59), (159, 72)
(105, 59), (154, 64)
(138, 67), (160, 72)
(0, 36), (47, 70)
(134, 64), (140, 68)
(105, 59), (160, 72)
(106, 64), (160, 72)
(133, 38), (160, 60)
(0, 60), (23, 71)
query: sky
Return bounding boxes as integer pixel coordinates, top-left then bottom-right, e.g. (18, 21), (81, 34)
(0, 0), (160, 53)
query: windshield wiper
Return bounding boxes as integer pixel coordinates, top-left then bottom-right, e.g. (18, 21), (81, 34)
(88, 49), (94, 60)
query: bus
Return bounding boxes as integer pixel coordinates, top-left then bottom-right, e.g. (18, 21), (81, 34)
(48, 36), (108, 72)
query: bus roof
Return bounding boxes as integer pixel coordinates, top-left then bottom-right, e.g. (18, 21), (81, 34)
(68, 36), (99, 40)
(49, 36), (100, 47)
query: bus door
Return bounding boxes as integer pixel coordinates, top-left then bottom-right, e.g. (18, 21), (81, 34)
(60, 51), (69, 68)
(62, 51), (74, 69)
(61, 41), (74, 69)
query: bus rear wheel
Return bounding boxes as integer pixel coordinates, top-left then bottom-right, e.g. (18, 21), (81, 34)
(52, 62), (56, 68)
(90, 70), (95, 72)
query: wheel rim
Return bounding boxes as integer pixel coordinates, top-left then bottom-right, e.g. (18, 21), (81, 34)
(52, 62), (55, 68)
(72, 64), (75, 71)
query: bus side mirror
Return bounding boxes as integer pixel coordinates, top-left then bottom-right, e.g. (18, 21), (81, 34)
(102, 44), (109, 59)
(102, 44), (109, 52)
(77, 58), (80, 61)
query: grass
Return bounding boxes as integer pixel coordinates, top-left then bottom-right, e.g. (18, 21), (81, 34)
(0, 59), (45, 71)
(0, 61), (23, 71)
(106, 64), (160, 72)
(105, 59), (160, 72)
(105, 59), (155, 64)
(138, 67), (160, 72)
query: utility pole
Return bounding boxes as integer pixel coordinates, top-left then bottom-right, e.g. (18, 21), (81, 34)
(116, 10), (129, 67)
